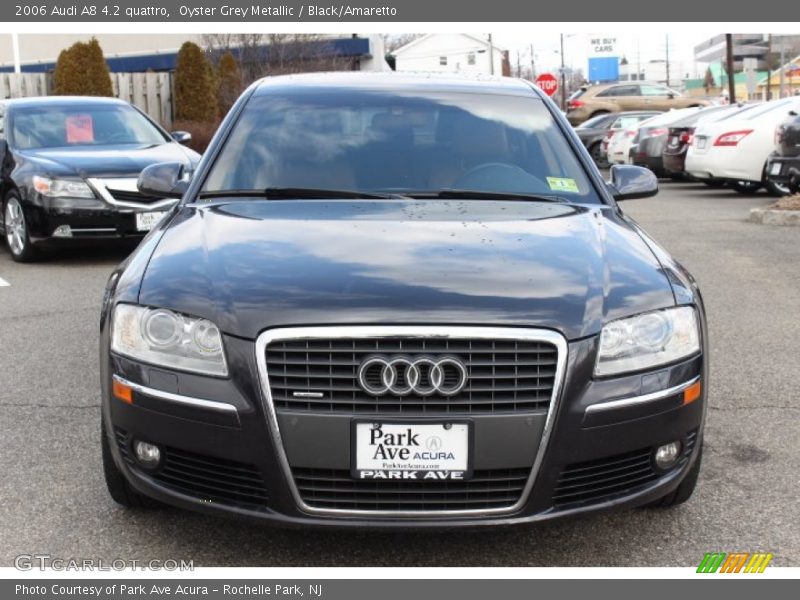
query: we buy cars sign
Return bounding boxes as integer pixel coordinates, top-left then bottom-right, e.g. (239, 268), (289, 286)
(535, 73), (559, 97)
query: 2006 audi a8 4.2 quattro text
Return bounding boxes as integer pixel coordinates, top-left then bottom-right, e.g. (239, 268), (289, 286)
(100, 73), (708, 528)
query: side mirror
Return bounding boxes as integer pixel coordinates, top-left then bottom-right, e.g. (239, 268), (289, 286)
(607, 165), (658, 201)
(137, 162), (190, 199)
(170, 131), (193, 146)
(667, 92), (675, 99)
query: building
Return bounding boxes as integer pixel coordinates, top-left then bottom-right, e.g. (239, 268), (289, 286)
(694, 34), (800, 71)
(0, 34), (389, 73)
(392, 34), (510, 76)
(617, 59), (696, 89)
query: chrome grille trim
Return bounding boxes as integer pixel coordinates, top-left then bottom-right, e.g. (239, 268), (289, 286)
(87, 177), (178, 209)
(265, 337), (558, 414)
(255, 326), (568, 518)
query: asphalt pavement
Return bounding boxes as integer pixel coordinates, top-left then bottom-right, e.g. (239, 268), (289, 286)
(0, 181), (798, 567)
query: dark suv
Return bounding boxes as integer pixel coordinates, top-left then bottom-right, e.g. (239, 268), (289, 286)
(100, 73), (707, 528)
(766, 110), (800, 193)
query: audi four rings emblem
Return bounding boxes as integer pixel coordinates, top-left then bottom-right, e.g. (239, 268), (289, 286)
(357, 355), (468, 396)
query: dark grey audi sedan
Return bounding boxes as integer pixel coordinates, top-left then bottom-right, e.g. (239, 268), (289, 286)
(100, 73), (707, 527)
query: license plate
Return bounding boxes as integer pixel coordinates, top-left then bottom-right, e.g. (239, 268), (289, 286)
(697, 137), (707, 149)
(135, 211), (166, 232)
(770, 162), (782, 176)
(353, 422), (470, 480)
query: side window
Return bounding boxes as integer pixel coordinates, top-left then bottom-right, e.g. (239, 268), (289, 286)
(640, 85), (671, 96)
(598, 85), (639, 97)
(439, 56), (448, 66)
(467, 53), (476, 66)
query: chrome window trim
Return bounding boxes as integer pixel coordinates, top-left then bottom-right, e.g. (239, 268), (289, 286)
(585, 376), (700, 414)
(87, 177), (178, 210)
(254, 325), (568, 519)
(112, 374), (239, 417)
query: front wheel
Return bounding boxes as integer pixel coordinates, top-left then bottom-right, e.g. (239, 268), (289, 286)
(729, 180), (762, 194)
(765, 178), (791, 197)
(3, 192), (38, 262)
(589, 141), (608, 167)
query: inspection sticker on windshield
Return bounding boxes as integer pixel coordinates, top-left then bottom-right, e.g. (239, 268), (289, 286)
(546, 177), (579, 193)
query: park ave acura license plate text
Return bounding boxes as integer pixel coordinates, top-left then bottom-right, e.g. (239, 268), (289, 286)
(353, 422), (471, 480)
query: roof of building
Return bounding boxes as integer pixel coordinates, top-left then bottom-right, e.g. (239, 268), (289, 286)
(392, 33), (507, 56)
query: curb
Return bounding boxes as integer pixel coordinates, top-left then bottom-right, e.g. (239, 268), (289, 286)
(749, 208), (800, 226)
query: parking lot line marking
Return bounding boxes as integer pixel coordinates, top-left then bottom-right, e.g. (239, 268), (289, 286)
(0, 276), (10, 287)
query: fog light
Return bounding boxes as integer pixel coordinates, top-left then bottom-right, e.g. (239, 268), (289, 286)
(133, 440), (161, 467)
(654, 441), (682, 470)
(52, 225), (73, 238)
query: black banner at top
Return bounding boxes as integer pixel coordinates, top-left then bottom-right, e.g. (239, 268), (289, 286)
(0, 0), (790, 22)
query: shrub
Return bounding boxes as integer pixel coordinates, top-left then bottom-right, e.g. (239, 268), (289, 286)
(217, 51), (243, 117)
(170, 119), (220, 154)
(53, 38), (113, 96)
(174, 42), (218, 123)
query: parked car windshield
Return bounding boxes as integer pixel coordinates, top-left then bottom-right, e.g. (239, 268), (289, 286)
(9, 104), (169, 150)
(202, 89), (601, 203)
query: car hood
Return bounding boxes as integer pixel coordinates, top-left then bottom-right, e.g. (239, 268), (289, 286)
(137, 199), (676, 341)
(17, 142), (198, 177)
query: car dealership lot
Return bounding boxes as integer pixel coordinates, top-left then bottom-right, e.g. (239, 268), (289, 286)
(1, 182), (798, 567)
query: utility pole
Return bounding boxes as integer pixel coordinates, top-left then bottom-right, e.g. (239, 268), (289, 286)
(530, 43), (536, 79)
(725, 34), (736, 104)
(665, 34), (670, 87)
(516, 51), (521, 78)
(636, 37), (641, 81)
(560, 33), (566, 110)
(487, 33), (494, 75)
(779, 36), (786, 98)
(767, 34), (773, 100)
(11, 33), (21, 74)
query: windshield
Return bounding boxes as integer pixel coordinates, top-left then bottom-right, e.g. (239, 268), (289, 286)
(9, 104), (169, 150)
(202, 89), (600, 203)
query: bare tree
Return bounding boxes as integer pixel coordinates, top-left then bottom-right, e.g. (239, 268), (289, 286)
(202, 33), (354, 84)
(382, 34), (423, 53)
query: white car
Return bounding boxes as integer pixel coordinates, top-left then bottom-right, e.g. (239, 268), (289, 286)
(606, 123), (643, 165)
(685, 97), (800, 194)
(607, 108), (701, 165)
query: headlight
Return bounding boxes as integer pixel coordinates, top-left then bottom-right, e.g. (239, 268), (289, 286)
(32, 175), (95, 199)
(595, 306), (700, 377)
(111, 304), (228, 376)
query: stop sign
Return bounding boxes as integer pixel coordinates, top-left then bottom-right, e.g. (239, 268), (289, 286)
(535, 73), (559, 97)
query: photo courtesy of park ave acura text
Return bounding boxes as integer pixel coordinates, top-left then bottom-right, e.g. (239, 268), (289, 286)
(0, 15), (798, 578)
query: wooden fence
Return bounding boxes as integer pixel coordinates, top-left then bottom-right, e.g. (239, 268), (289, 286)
(0, 72), (174, 127)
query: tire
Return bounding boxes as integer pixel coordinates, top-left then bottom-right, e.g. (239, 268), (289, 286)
(765, 178), (791, 197)
(646, 445), (702, 508)
(703, 180), (726, 188)
(589, 142), (608, 167)
(729, 180), (762, 194)
(3, 191), (38, 262)
(101, 419), (159, 508)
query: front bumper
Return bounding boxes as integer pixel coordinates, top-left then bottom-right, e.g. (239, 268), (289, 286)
(102, 324), (706, 528)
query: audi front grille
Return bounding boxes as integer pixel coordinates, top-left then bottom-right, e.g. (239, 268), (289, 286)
(263, 333), (559, 414)
(255, 326), (567, 516)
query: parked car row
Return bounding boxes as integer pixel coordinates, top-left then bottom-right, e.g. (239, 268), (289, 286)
(577, 96), (800, 196)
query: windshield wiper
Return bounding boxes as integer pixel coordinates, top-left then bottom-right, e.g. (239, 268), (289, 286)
(405, 189), (568, 203)
(198, 187), (407, 200)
